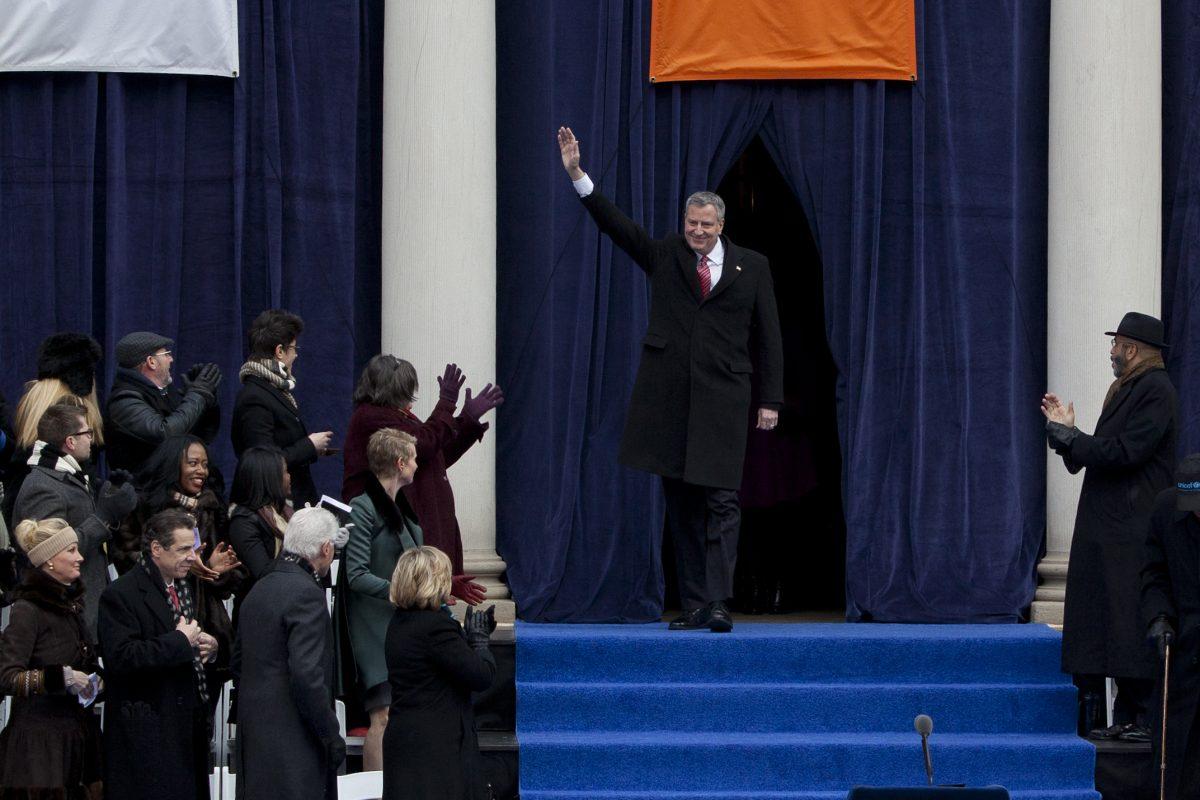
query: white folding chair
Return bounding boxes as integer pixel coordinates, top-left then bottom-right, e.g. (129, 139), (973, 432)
(337, 769), (383, 800)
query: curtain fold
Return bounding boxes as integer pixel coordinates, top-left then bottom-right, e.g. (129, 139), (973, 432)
(497, 0), (1049, 623)
(0, 0), (383, 492)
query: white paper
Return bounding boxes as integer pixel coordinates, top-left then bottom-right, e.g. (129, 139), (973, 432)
(0, 0), (239, 77)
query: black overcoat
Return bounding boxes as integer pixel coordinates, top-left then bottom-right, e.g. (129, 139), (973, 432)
(580, 190), (784, 490)
(381, 608), (495, 800)
(97, 565), (208, 800)
(1054, 367), (1177, 677)
(232, 559), (341, 800)
(231, 375), (320, 507)
(1141, 488), (1200, 799)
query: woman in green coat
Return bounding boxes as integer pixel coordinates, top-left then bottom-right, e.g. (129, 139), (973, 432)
(339, 427), (422, 772)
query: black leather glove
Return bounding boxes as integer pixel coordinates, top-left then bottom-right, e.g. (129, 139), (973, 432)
(326, 735), (346, 768)
(464, 604), (497, 650)
(188, 363), (222, 401)
(1045, 421), (1078, 451)
(1148, 615), (1175, 660)
(95, 479), (138, 528)
(437, 363), (465, 404)
(107, 468), (134, 488)
(462, 384), (504, 422)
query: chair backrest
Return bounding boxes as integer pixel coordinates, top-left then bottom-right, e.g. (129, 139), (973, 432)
(337, 770), (383, 800)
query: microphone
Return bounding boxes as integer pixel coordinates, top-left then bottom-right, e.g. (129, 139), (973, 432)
(914, 714), (934, 786)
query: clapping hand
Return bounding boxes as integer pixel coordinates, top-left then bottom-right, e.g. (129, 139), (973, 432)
(206, 541), (242, 575)
(438, 363), (466, 404)
(197, 631), (218, 662)
(176, 617), (202, 647)
(462, 383), (504, 422)
(464, 604), (498, 649)
(451, 574), (487, 606)
(1040, 393), (1075, 427)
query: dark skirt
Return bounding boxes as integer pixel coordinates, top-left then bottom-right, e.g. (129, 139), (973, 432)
(0, 698), (102, 800)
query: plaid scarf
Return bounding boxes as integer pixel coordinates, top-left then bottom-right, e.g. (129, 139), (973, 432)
(145, 562), (208, 705)
(238, 359), (298, 409)
(1102, 353), (1167, 410)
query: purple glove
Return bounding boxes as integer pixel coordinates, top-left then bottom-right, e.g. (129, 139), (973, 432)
(462, 383), (504, 422)
(437, 363), (465, 404)
(452, 574), (487, 606)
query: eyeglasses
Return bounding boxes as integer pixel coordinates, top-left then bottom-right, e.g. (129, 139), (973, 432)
(285, 344), (299, 353)
(1110, 339), (1135, 349)
(151, 350), (172, 358)
(70, 429), (95, 440)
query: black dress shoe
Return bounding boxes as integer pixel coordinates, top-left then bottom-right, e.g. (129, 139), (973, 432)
(708, 602), (733, 633)
(1117, 724), (1152, 743)
(668, 607), (712, 630)
(1087, 723), (1126, 741)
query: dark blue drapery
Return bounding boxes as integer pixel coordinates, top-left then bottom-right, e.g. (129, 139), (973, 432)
(1162, 2), (1200, 458)
(0, 0), (383, 491)
(496, 0), (1050, 623)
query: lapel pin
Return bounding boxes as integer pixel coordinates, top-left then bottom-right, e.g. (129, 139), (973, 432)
(736, 265), (742, 271)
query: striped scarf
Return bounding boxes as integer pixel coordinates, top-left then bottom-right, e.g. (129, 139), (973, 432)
(238, 359), (298, 409)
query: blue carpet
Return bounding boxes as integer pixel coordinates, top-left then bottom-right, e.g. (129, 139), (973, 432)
(516, 623), (1097, 800)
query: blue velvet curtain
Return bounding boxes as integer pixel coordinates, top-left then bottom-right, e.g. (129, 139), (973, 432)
(496, 0), (1050, 623)
(1162, 2), (1200, 458)
(0, 0), (383, 491)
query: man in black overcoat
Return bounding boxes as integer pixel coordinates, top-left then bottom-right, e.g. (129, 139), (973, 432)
(558, 127), (784, 632)
(1141, 455), (1200, 799)
(233, 507), (345, 800)
(1042, 311), (1178, 741)
(98, 509), (221, 800)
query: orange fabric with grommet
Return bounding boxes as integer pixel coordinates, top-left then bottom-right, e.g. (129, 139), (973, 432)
(648, 0), (917, 83)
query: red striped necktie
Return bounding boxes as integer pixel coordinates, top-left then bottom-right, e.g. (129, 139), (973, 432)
(698, 254), (712, 298)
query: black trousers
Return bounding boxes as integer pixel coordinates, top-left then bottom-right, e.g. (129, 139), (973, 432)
(662, 477), (739, 610)
(1076, 673), (1154, 727)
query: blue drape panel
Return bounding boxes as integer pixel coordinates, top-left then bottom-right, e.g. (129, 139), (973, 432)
(0, 0), (383, 491)
(496, 0), (1049, 623)
(1162, 2), (1200, 457)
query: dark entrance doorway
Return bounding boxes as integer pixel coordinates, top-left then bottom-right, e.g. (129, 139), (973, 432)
(718, 137), (846, 616)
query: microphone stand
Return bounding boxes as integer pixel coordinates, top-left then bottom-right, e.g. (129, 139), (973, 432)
(920, 731), (933, 786)
(1160, 642), (1170, 800)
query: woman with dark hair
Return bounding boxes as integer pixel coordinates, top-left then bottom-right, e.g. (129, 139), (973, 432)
(231, 308), (333, 508)
(0, 517), (101, 799)
(113, 435), (243, 584)
(342, 355), (503, 605)
(227, 446), (292, 612)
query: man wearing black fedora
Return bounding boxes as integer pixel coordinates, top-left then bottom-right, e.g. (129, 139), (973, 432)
(1042, 311), (1178, 742)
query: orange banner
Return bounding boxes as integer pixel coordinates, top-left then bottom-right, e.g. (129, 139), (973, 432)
(649, 0), (917, 83)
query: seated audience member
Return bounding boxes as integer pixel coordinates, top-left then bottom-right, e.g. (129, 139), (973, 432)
(5, 333), (104, 520)
(231, 309), (332, 508)
(0, 518), (101, 798)
(337, 428), (425, 771)
(227, 446), (291, 616)
(343, 356), (501, 605)
(98, 508), (223, 800)
(14, 403), (137, 638)
(105, 331), (222, 473)
(382, 547), (496, 800)
(233, 507), (347, 800)
(113, 435), (243, 587)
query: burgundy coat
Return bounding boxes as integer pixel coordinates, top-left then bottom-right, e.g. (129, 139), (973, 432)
(341, 400), (486, 573)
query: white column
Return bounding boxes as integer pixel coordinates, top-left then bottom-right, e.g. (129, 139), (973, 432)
(1035, 1), (1161, 624)
(380, 1), (508, 603)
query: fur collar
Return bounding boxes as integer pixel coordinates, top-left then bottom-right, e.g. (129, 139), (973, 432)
(12, 564), (85, 614)
(362, 471), (419, 534)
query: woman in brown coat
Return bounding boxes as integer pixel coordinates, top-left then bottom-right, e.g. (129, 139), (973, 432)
(0, 517), (102, 799)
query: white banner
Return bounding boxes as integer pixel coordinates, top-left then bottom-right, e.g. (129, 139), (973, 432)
(0, 0), (239, 77)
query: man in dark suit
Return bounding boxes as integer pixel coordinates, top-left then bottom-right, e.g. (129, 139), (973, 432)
(97, 508), (220, 800)
(231, 309), (334, 508)
(557, 126), (784, 632)
(1042, 311), (1178, 741)
(233, 506), (345, 800)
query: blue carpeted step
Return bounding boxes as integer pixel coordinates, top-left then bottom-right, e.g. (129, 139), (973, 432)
(521, 791), (1100, 800)
(518, 681), (1077, 734)
(516, 623), (1066, 684)
(519, 732), (1096, 792)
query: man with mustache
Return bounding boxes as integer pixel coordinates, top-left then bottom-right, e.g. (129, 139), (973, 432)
(1042, 311), (1178, 742)
(557, 126), (784, 632)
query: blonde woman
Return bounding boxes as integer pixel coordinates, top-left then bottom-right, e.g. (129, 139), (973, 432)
(0, 518), (101, 799)
(381, 546), (495, 800)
